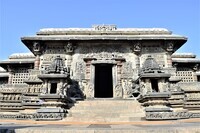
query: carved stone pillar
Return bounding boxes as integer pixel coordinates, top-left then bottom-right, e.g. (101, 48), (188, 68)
(166, 41), (174, 68)
(131, 41), (141, 70)
(8, 66), (13, 84)
(33, 42), (43, 70)
(135, 54), (140, 69)
(166, 53), (172, 68)
(84, 58), (93, 80)
(34, 55), (40, 70)
(116, 60), (122, 87)
(114, 58), (125, 98)
(83, 58), (95, 98)
(65, 54), (72, 68)
(64, 42), (75, 68)
(192, 64), (198, 82)
(145, 79), (151, 93)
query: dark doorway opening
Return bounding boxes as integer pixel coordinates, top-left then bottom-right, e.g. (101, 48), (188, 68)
(95, 64), (113, 98)
(198, 76), (200, 82)
(151, 79), (159, 92)
(50, 83), (57, 94)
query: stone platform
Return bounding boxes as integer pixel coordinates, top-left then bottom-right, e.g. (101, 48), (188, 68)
(0, 118), (200, 133)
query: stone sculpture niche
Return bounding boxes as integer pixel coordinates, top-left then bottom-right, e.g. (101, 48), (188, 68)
(45, 55), (70, 74)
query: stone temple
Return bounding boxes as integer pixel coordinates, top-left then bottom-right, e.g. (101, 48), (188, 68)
(0, 25), (200, 121)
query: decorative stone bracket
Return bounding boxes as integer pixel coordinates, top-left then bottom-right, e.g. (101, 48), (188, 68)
(64, 42), (76, 54)
(131, 41), (141, 54)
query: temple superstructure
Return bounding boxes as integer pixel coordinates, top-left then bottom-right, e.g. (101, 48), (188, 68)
(0, 25), (200, 121)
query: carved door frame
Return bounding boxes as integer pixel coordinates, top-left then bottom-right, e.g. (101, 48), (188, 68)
(84, 58), (125, 99)
(91, 60), (117, 98)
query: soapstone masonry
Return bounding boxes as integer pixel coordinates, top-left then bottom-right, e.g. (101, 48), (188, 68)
(0, 25), (200, 121)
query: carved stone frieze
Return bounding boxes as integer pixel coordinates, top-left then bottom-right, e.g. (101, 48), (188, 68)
(26, 75), (43, 83)
(92, 24), (117, 31)
(44, 45), (65, 54)
(33, 113), (66, 120)
(142, 46), (164, 53)
(169, 94), (185, 99)
(26, 84), (43, 94)
(0, 94), (22, 101)
(0, 114), (17, 119)
(185, 93), (200, 100)
(191, 113), (200, 118)
(0, 113), (67, 120)
(85, 52), (122, 60)
(146, 112), (192, 120)
(78, 44), (128, 55)
(0, 87), (26, 93)
(42, 54), (66, 64)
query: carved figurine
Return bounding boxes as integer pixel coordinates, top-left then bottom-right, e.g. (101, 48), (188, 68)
(64, 42), (74, 53)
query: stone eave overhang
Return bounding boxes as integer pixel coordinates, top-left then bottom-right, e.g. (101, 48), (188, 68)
(195, 72), (200, 76)
(140, 73), (171, 78)
(38, 74), (69, 79)
(21, 34), (187, 41)
(0, 72), (9, 78)
(21, 34), (187, 55)
(169, 77), (182, 82)
(36, 28), (172, 35)
(172, 58), (200, 63)
(23, 80), (43, 83)
(0, 59), (34, 70)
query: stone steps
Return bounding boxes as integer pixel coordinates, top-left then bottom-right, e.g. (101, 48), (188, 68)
(64, 99), (145, 122)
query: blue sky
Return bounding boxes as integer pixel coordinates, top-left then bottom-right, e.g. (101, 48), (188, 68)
(0, 0), (199, 60)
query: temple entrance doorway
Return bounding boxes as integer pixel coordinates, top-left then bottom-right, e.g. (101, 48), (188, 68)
(94, 64), (113, 98)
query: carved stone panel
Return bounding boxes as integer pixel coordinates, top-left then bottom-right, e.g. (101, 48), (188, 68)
(74, 62), (85, 80)
(114, 85), (123, 98)
(141, 53), (166, 68)
(86, 83), (94, 98)
(44, 45), (65, 54)
(121, 62), (133, 79)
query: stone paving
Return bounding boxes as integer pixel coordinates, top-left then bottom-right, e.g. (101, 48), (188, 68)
(0, 119), (200, 133)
